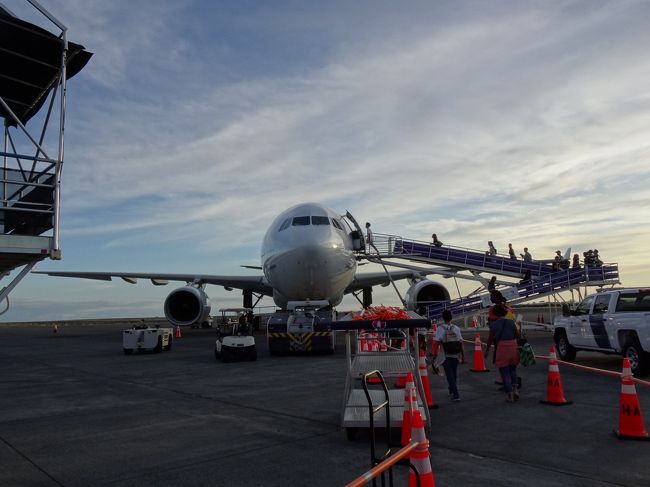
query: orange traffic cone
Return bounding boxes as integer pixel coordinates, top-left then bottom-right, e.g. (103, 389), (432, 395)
(614, 358), (650, 440)
(175, 326), (182, 339)
(469, 333), (489, 372)
(418, 349), (437, 409)
(52, 324), (58, 333)
(540, 345), (572, 406)
(401, 373), (417, 445)
(408, 410), (436, 487)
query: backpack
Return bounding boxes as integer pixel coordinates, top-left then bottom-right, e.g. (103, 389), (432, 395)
(441, 325), (462, 355)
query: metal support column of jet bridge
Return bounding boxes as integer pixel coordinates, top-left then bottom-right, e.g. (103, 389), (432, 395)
(0, 2), (92, 314)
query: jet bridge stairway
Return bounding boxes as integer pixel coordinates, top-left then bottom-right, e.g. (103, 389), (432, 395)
(0, 3), (91, 313)
(369, 235), (619, 321)
(422, 264), (619, 321)
(375, 235), (562, 278)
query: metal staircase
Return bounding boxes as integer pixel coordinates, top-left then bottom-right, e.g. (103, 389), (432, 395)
(368, 234), (620, 321)
(0, 2), (91, 313)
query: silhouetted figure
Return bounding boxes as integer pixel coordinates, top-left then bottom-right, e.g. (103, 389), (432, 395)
(552, 250), (562, 271)
(487, 241), (497, 256)
(508, 243), (516, 260)
(432, 233), (443, 247)
(488, 276), (497, 291)
(572, 253), (580, 269)
(520, 247), (532, 262)
(593, 249), (603, 266)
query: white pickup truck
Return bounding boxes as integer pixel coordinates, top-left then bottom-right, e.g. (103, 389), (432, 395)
(553, 288), (650, 375)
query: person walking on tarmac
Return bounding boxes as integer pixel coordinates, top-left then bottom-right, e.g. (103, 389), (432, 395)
(432, 309), (465, 402)
(484, 304), (521, 402)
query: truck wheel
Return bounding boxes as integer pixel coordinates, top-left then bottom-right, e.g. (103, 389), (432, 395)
(249, 348), (257, 361)
(555, 331), (576, 361)
(623, 339), (650, 376)
(154, 337), (163, 353)
(165, 338), (173, 351)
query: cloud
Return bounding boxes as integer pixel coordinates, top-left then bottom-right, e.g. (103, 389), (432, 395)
(4, 0), (650, 320)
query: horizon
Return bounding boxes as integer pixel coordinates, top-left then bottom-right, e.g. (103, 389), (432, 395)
(1, 0), (649, 322)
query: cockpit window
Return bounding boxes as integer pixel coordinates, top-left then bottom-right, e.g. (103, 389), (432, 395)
(312, 216), (330, 225)
(278, 218), (291, 232)
(292, 216), (310, 226)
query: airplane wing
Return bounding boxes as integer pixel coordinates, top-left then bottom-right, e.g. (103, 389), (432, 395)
(31, 271), (273, 296)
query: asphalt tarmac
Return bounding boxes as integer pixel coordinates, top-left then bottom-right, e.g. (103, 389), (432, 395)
(1, 322), (649, 486)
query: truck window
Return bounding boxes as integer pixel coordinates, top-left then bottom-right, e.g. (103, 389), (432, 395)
(576, 295), (595, 315)
(616, 291), (650, 312)
(592, 294), (610, 314)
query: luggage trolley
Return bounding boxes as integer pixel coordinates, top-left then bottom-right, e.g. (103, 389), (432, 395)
(332, 315), (432, 440)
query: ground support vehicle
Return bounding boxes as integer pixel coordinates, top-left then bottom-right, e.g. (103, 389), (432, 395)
(122, 326), (173, 354)
(333, 315), (431, 440)
(214, 308), (257, 362)
(267, 301), (336, 354)
(553, 288), (650, 375)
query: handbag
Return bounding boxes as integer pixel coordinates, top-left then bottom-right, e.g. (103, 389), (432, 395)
(518, 341), (536, 367)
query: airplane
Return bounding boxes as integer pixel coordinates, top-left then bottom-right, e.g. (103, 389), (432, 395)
(34, 202), (451, 353)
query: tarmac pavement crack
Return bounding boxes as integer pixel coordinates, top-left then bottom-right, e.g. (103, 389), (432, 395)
(0, 434), (66, 487)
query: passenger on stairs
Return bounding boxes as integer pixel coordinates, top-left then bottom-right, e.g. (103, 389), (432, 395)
(365, 222), (376, 253)
(508, 243), (516, 259)
(487, 276), (497, 291)
(431, 233), (443, 247)
(552, 250), (562, 271)
(520, 247), (532, 262)
(487, 241), (497, 256)
(519, 270), (531, 290)
(593, 249), (603, 266)
(572, 254), (580, 269)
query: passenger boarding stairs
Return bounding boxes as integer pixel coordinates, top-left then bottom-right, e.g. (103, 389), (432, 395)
(0, 3), (91, 312)
(370, 234), (620, 321)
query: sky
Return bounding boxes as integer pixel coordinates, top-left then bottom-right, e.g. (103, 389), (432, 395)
(2, 0), (650, 322)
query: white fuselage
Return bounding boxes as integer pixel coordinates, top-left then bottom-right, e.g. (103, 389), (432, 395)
(261, 203), (357, 309)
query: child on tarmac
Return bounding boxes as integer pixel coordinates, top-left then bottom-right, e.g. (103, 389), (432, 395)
(432, 309), (465, 402)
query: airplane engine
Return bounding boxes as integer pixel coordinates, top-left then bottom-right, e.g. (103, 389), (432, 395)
(164, 286), (211, 327)
(405, 280), (450, 315)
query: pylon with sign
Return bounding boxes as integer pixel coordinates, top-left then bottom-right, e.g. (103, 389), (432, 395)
(614, 358), (649, 440)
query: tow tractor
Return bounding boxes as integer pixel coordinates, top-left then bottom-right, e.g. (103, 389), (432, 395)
(122, 325), (173, 354)
(214, 308), (257, 362)
(267, 300), (336, 355)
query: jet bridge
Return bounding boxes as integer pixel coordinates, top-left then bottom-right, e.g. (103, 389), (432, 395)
(0, 2), (91, 313)
(366, 234), (620, 321)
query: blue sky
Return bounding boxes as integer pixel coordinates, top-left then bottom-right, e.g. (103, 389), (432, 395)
(3, 0), (650, 321)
